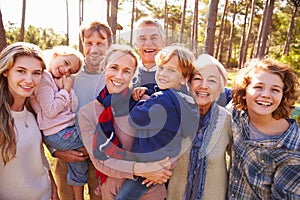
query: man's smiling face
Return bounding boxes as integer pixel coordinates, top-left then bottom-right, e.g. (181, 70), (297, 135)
(136, 25), (165, 69)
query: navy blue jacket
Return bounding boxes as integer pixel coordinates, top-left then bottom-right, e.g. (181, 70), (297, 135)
(129, 87), (199, 162)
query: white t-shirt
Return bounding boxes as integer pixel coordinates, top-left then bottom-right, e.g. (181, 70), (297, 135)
(0, 108), (51, 200)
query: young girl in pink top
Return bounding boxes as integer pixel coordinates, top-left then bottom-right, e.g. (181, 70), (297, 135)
(30, 46), (87, 200)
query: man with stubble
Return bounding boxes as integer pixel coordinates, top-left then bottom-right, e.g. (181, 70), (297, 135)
(52, 21), (112, 200)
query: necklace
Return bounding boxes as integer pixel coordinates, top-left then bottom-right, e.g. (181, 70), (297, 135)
(11, 108), (29, 128)
(23, 109), (29, 128)
(24, 121), (28, 128)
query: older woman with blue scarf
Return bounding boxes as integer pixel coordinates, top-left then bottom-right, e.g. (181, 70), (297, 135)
(167, 54), (232, 200)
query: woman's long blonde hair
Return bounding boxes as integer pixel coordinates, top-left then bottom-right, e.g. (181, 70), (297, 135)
(0, 42), (46, 165)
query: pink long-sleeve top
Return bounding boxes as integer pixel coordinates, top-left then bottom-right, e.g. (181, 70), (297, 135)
(30, 71), (78, 136)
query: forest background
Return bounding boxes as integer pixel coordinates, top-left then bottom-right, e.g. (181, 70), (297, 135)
(1, 0), (300, 71)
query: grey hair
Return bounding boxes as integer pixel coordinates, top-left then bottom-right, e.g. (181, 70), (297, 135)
(194, 54), (228, 91)
(135, 17), (166, 40)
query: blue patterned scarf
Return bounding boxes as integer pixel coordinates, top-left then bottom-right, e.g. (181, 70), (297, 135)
(184, 103), (218, 200)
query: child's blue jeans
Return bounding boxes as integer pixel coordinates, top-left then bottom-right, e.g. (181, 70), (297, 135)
(114, 176), (153, 200)
(43, 125), (88, 186)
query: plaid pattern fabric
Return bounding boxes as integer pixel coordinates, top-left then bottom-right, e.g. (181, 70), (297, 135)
(228, 109), (300, 200)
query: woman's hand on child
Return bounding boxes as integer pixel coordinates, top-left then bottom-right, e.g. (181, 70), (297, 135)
(133, 157), (172, 186)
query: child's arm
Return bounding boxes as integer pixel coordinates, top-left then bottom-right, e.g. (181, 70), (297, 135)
(129, 94), (169, 129)
(132, 86), (149, 101)
(64, 75), (79, 111)
(34, 73), (74, 118)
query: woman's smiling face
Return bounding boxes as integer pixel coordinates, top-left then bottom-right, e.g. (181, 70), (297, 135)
(105, 52), (137, 94)
(4, 56), (43, 101)
(190, 65), (222, 116)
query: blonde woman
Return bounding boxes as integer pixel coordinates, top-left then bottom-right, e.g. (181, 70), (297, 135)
(78, 44), (172, 200)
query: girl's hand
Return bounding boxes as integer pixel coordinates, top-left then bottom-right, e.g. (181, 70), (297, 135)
(62, 75), (73, 93)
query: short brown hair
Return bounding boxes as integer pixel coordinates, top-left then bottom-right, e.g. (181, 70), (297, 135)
(80, 21), (113, 46)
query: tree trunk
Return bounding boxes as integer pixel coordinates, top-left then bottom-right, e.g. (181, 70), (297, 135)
(130, 0), (135, 47)
(191, 0), (196, 51)
(171, 22), (175, 44)
(19, 0), (26, 42)
(66, 0), (69, 46)
(107, 0), (111, 25)
(242, 0), (257, 66)
(204, 0), (219, 55)
(258, 0), (274, 58)
(255, 0), (268, 57)
(164, 0), (168, 44)
(110, 0), (118, 43)
(0, 9), (7, 51)
(79, 0), (84, 53)
(215, 0), (228, 58)
(250, 35), (256, 59)
(219, 7), (229, 63)
(238, 0), (249, 68)
(193, 0), (198, 55)
(179, 0), (187, 43)
(226, 1), (237, 68)
(283, 5), (297, 55)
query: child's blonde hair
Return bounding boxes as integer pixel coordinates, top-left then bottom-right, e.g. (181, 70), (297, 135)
(45, 46), (84, 72)
(155, 45), (195, 79)
(232, 57), (299, 119)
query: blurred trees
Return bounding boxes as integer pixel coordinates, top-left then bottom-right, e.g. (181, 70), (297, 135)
(19, 0), (26, 42)
(0, 10), (7, 51)
(283, 0), (300, 55)
(132, 0), (299, 71)
(108, 0), (119, 43)
(4, 24), (67, 50)
(0, 0), (299, 72)
(204, 0), (218, 55)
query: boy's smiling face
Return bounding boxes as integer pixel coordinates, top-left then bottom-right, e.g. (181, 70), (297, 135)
(155, 55), (186, 90)
(245, 70), (284, 118)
